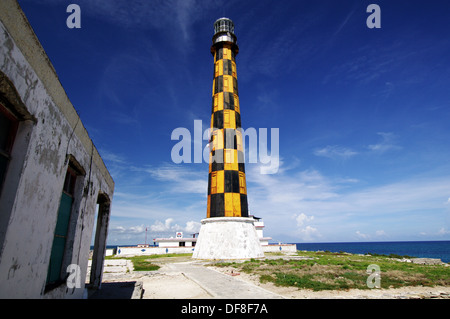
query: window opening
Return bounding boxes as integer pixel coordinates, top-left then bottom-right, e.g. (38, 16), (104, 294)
(0, 104), (18, 195)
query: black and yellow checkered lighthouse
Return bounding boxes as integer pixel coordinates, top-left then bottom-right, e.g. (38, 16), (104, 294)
(207, 17), (248, 218)
(193, 18), (264, 260)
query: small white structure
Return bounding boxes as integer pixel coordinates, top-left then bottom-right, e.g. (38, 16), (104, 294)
(154, 231), (197, 248)
(252, 216), (272, 246)
(116, 246), (195, 257)
(253, 216), (297, 253)
(192, 217), (264, 260)
(116, 232), (198, 256)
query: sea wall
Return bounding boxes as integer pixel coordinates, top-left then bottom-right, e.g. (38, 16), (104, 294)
(116, 246), (196, 256)
(262, 244), (297, 253)
(115, 244), (297, 257)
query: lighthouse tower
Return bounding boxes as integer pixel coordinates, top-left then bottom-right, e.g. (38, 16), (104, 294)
(193, 18), (264, 260)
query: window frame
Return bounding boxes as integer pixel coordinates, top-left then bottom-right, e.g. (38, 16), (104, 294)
(0, 103), (19, 195)
(45, 160), (84, 291)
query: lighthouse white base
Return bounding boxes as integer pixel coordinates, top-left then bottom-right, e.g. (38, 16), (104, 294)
(192, 217), (264, 260)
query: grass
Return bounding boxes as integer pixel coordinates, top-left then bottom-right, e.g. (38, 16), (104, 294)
(128, 255), (160, 271)
(214, 251), (450, 291)
(106, 253), (194, 272)
(144, 253), (193, 259)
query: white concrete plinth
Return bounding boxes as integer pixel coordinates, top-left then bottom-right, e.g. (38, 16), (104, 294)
(192, 217), (264, 260)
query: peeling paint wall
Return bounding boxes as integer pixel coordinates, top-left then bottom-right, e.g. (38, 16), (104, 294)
(0, 1), (114, 299)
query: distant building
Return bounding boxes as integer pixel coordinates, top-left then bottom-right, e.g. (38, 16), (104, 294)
(155, 217), (271, 247)
(0, 0), (114, 298)
(116, 216), (296, 256)
(251, 216), (272, 246)
(155, 231), (197, 248)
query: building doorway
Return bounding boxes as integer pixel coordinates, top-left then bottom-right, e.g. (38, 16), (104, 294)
(88, 193), (111, 289)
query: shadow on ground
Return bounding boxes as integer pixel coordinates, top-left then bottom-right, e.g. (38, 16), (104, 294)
(88, 281), (142, 299)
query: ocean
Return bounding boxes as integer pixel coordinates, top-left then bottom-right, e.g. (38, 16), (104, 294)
(294, 241), (450, 263)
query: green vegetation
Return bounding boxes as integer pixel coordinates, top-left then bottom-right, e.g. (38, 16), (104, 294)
(144, 253), (193, 259)
(107, 253), (194, 272)
(125, 255), (160, 271)
(214, 251), (450, 291)
(366, 252), (415, 259)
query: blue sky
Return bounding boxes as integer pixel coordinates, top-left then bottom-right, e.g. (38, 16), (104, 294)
(18, 0), (450, 244)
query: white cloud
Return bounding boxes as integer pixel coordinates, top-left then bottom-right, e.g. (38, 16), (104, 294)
(296, 213), (314, 227)
(144, 164), (207, 195)
(333, 9), (355, 36)
(314, 132), (401, 160)
(110, 224), (146, 234)
(314, 145), (358, 159)
(375, 230), (387, 237)
(368, 132), (401, 153)
(298, 226), (321, 242)
(150, 218), (176, 232)
(149, 218), (201, 236)
(107, 154), (449, 244)
(108, 224), (148, 244)
(294, 213), (321, 241)
(356, 230), (369, 239)
(185, 221), (201, 233)
(108, 218), (201, 244)
(99, 149), (127, 165)
(110, 225), (146, 234)
(246, 159), (450, 241)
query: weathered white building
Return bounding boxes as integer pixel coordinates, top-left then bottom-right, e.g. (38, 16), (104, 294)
(0, 1), (114, 298)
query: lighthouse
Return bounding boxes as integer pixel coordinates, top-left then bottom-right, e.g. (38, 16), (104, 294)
(192, 18), (264, 260)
